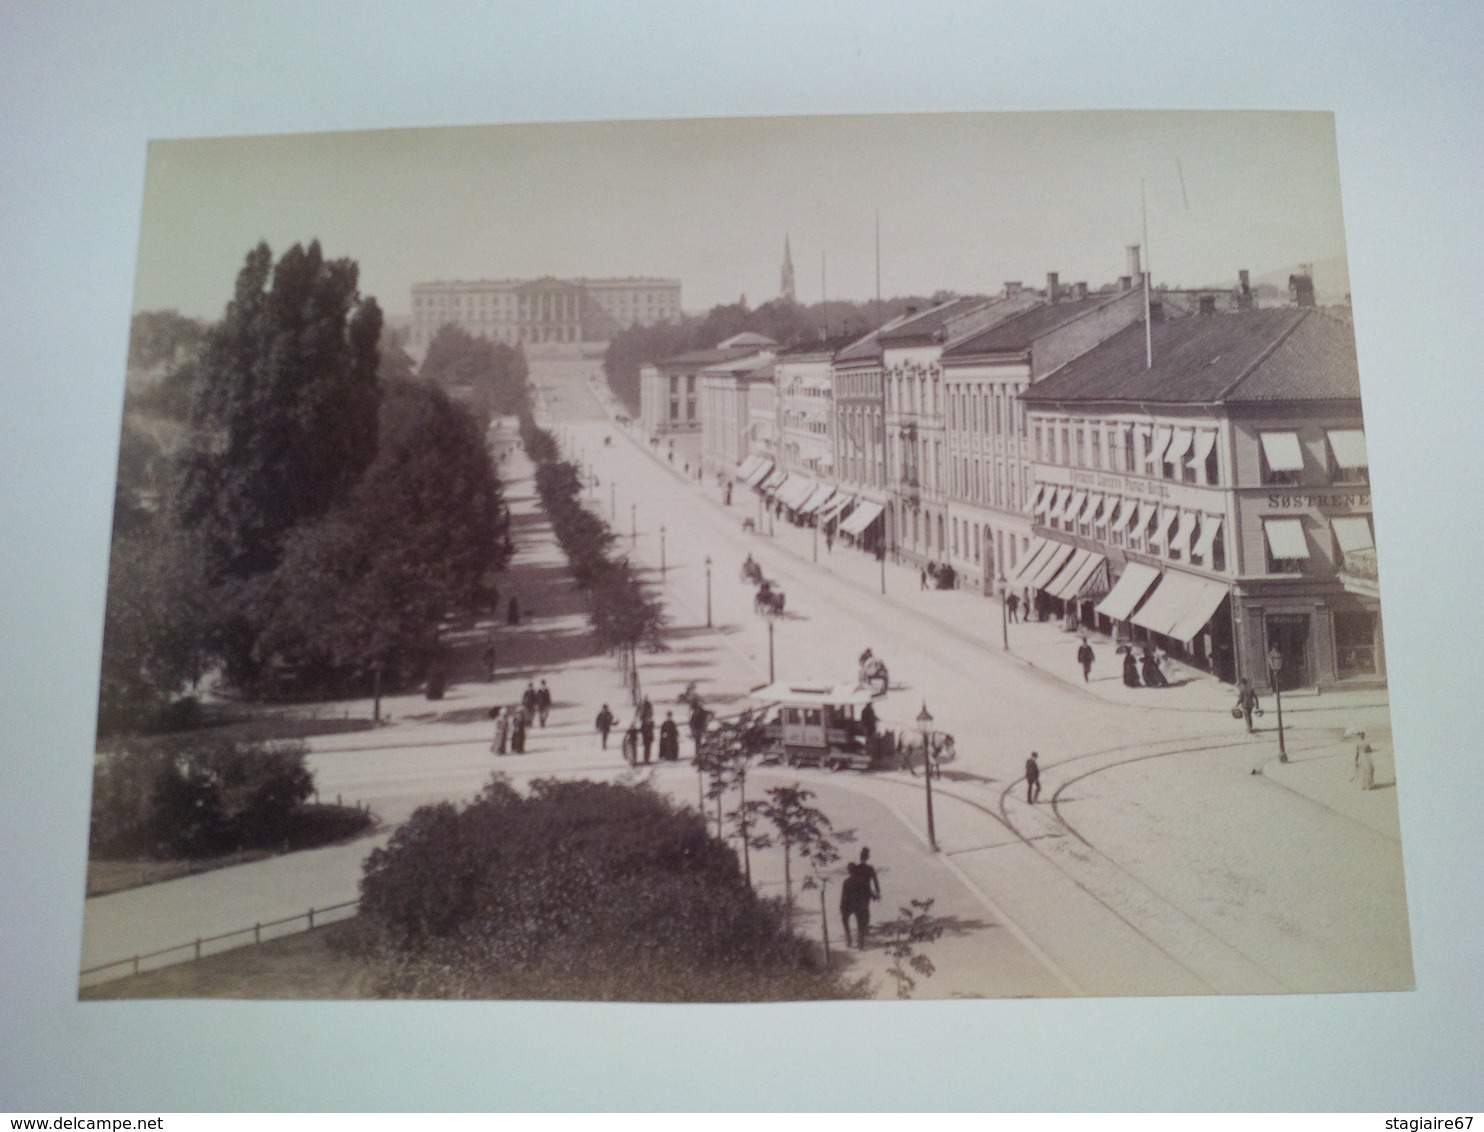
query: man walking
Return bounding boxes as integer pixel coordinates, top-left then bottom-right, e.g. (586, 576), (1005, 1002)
(595, 704), (615, 749)
(521, 681), (538, 722)
(1025, 751), (1042, 804)
(641, 712), (655, 764)
(1006, 592), (1020, 623)
(840, 848), (882, 949)
(1235, 679), (1261, 733)
(659, 712), (680, 761)
(536, 679), (552, 727)
(688, 700), (709, 756)
(1077, 637), (1096, 683)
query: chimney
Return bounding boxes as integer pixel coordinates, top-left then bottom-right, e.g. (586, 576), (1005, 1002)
(1237, 269), (1253, 311)
(1074, 281), (1089, 300)
(1118, 275), (1133, 292)
(904, 304), (918, 317)
(1004, 280), (1022, 297)
(1289, 274), (1315, 307)
(1046, 272), (1060, 302)
(1199, 294), (1217, 316)
(1126, 245), (1142, 284)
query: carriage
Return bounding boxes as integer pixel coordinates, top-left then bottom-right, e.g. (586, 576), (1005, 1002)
(754, 582), (785, 617)
(749, 681), (882, 772)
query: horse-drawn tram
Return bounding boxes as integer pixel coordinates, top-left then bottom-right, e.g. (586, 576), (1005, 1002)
(749, 681), (880, 771)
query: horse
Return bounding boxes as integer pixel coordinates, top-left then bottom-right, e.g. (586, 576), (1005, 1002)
(755, 586), (785, 617)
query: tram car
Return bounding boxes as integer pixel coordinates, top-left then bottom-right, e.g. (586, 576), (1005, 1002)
(749, 681), (887, 772)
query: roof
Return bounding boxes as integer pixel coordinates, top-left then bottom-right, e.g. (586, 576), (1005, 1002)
(833, 313), (916, 363)
(876, 296), (991, 344)
(776, 333), (862, 359)
(942, 296), (1113, 358)
(701, 352), (775, 380)
(1021, 308), (1360, 406)
(749, 681), (876, 708)
(717, 331), (778, 349)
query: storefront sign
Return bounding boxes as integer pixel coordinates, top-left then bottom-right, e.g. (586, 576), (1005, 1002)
(1264, 491), (1370, 511)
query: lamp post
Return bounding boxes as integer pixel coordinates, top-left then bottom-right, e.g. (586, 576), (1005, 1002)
(630, 503), (637, 546)
(610, 482), (616, 522)
(999, 571), (1010, 650)
(1267, 646), (1288, 762)
(704, 555), (713, 628)
(768, 617), (776, 683)
(916, 702), (938, 851)
(660, 525), (667, 576)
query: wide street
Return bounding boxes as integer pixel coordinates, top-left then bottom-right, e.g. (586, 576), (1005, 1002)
(80, 360), (1411, 1000)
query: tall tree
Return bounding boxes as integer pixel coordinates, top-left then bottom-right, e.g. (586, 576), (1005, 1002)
(419, 323), (528, 421)
(173, 241), (382, 583)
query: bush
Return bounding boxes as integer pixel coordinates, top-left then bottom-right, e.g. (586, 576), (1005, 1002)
(90, 735), (318, 858)
(356, 777), (864, 1001)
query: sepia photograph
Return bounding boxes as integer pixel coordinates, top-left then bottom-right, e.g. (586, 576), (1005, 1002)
(79, 110), (1409, 1004)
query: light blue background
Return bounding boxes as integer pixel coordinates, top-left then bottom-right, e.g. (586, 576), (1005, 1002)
(2, 1), (1480, 1111)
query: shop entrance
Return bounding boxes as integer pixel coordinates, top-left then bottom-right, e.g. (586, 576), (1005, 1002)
(1264, 613), (1311, 690)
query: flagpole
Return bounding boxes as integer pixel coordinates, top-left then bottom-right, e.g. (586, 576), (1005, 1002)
(1142, 179), (1153, 370)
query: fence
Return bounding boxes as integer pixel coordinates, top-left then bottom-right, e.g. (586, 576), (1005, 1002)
(79, 899), (360, 988)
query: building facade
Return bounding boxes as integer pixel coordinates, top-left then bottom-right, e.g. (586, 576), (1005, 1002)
(408, 276), (680, 358)
(644, 332), (776, 441)
(1017, 302), (1382, 689)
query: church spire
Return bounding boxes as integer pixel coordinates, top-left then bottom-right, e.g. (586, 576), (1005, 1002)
(780, 234), (796, 303)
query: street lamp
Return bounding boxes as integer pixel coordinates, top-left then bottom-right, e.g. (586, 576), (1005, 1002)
(660, 525), (667, 576)
(610, 482), (616, 522)
(916, 702), (938, 851)
(631, 503), (637, 545)
(704, 555), (713, 628)
(768, 616), (776, 683)
(1266, 646), (1288, 762)
(999, 571), (1010, 651)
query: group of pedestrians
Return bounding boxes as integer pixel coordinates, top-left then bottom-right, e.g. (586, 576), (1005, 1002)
(489, 678), (554, 756)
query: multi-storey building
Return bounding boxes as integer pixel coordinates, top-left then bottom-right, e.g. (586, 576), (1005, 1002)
(408, 276), (680, 358)
(879, 288), (1044, 568)
(646, 332), (776, 443)
(1017, 299), (1380, 688)
(938, 284), (1147, 591)
(693, 336), (779, 475)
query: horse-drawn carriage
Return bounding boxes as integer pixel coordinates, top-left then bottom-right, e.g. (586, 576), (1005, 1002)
(754, 581), (786, 617)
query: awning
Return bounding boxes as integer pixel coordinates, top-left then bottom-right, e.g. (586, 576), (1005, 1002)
(1260, 431), (1304, 472)
(1029, 542), (1076, 590)
(1150, 425), (1173, 466)
(1043, 548), (1092, 599)
(1166, 578), (1232, 645)
(759, 468), (787, 493)
(798, 484), (836, 515)
(839, 500), (884, 536)
(1045, 487), (1063, 517)
(818, 493), (855, 523)
(778, 476), (817, 510)
(1064, 490), (1088, 522)
(1121, 499), (1143, 533)
(1331, 514), (1375, 553)
(1165, 428), (1195, 464)
(1096, 561), (1161, 622)
(1106, 497), (1124, 529)
(1031, 484), (1049, 517)
(1263, 517), (1310, 559)
(1327, 429), (1368, 468)
(1177, 510), (1202, 557)
(1010, 538), (1054, 586)
(1047, 549), (1108, 600)
(745, 459), (775, 487)
(1155, 508), (1180, 548)
(1130, 571), (1208, 636)
(736, 454), (763, 482)
(1088, 493), (1108, 528)
(1193, 515), (1223, 560)
(1191, 429), (1218, 468)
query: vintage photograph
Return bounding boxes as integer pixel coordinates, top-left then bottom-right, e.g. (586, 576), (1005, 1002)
(81, 110), (1408, 1001)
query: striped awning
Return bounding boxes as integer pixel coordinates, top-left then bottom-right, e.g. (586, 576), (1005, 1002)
(839, 500), (885, 535)
(798, 485), (836, 515)
(1010, 538), (1053, 586)
(1046, 551), (1108, 600)
(1029, 542), (1076, 591)
(1096, 562), (1161, 622)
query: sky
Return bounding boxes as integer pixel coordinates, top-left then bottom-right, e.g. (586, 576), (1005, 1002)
(132, 110), (1350, 321)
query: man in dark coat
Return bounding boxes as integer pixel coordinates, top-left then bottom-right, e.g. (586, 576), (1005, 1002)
(1235, 679), (1261, 733)
(536, 679), (552, 727)
(688, 701), (709, 755)
(839, 848), (882, 949)
(1025, 751), (1042, 804)
(859, 701), (878, 741)
(521, 682), (538, 720)
(640, 714), (655, 764)
(659, 712), (680, 761)
(595, 704), (615, 748)
(1077, 638), (1096, 683)
(1123, 650), (1141, 688)
(1006, 593), (1020, 623)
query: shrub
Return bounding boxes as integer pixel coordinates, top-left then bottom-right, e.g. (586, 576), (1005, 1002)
(356, 776), (864, 1001)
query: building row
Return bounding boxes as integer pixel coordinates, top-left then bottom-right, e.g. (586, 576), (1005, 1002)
(640, 259), (1381, 690)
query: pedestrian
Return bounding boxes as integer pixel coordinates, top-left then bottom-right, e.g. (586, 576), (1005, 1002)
(1025, 751), (1042, 804)
(510, 709), (527, 754)
(688, 700), (709, 754)
(1352, 732), (1376, 790)
(1123, 649), (1141, 688)
(521, 681), (538, 720)
(841, 848), (882, 949)
(481, 641), (496, 681)
(622, 722), (640, 767)
(839, 862), (864, 949)
(595, 703), (615, 749)
(824, 527), (834, 554)
(1141, 647), (1168, 688)
(1235, 679), (1261, 733)
(1006, 592), (1020, 623)
(919, 567), (927, 591)
(659, 712), (680, 761)
(725, 482), (733, 506)
(490, 707), (510, 756)
(1022, 588), (1031, 620)
(859, 700), (877, 742)
(1077, 637), (1096, 682)
(536, 679), (552, 727)
(641, 713), (655, 764)
(507, 595), (521, 626)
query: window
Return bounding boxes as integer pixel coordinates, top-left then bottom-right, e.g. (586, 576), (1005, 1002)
(1091, 430), (1102, 469)
(1259, 432), (1304, 486)
(1123, 429), (1136, 474)
(1034, 425), (1043, 462)
(995, 395), (1003, 436)
(1076, 428), (1086, 467)
(1335, 610), (1379, 677)
(1327, 429), (1369, 485)
(1061, 427), (1070, 465)
(1263, 517), (1309, 574)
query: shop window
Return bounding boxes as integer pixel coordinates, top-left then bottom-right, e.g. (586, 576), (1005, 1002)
(1334, 610), (1379, 677)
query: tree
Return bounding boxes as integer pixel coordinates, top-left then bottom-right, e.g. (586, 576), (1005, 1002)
(419, 323), (528, 421)
(881, 898), (945, 999)
(126, 310), (206, 380)
(695, 710), (772, 885)
(247, 379), (507, 698)
(750, 784), (842, 934)
(173, 240), (382, 585)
